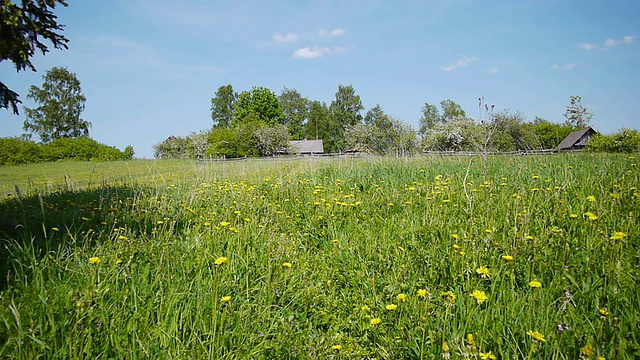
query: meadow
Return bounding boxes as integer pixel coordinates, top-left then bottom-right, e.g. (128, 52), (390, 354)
(0, 154), (637, 359)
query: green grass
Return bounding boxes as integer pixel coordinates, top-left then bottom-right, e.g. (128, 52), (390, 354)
(0, 154), (638, 359)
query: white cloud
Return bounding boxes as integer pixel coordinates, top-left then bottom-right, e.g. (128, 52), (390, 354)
(486, 67), (499, 74)
(579, 35), (636, 50)
(292, 46), (348, 59)
(319, 28), (346, 37)
(551, 63), (576, 71)
(273, 32), (299, 44)
(440, 56), (477, 72)
(578, 43), (597, 51)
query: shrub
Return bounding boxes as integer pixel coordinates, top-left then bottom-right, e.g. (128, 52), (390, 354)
(587, 128), (640, 153)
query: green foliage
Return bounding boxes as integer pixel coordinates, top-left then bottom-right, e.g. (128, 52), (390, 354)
(419, 102), (442, 135)
(153, 132), (208, 159)
(422, 117), (480, 151)
(23, 66), (89, 142)
(349, 105), (419, 155)
(305, 101), (338, 152)
(587, 128), (640, 153)
(234, 86), (284, 127)
(254, 124), (290, 156)
(0, 136), (133, 165)
(0, 0), (69, 114)
(440, 99), (466, 122)
(210, 84), (237, 129)
(564, 95), (592, 128)
(532, 118), (576, 149)
(489, 110), (541, 151)
(278, 87), (308, 140)
(330, 84), (363, 129)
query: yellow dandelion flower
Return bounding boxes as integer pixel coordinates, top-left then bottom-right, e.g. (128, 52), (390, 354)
(584, 211), (598, 221)
(361, 305), (370, 311)
(442, 291), (456, 303)
(370, 317), (381, 325)
(470, 290), (488, 304)
(220, 221), (231, 227)
(480, 351), (497, 360)
(581, 344), (594, 356)
(451, 234), (460, 240)
(525, 235), (535, 240)
(115, 259), (123, 265)
(569, 213), (578, 218)
(596, 357), (606, 360)
(485, 228), (493, 234)
(417, 289), (428, 298)
(52, 227), (59, 232)
(386, 304), (397, 311)
(442, 341), (450, 352)
(220, 296), (231, 303)
(156, 220), (163, 224)
(331, 345), (342, 350)
(527, 330), (546, 342)
(599, 308), (610, 316)
(610, 232), (627, 240)
(397, 293), (407, 302)
(89, 257), (101, 265)
(282, 262), (292, 268)
(502, 255), (514, 261)
(75, 300), (84, 308)
(529, 280), (542, 288)
(587, 195), (596, 202)
(476, 266), (490, 278)
(214, 256), (228, 265)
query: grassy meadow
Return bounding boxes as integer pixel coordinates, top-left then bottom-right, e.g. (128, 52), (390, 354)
(0, 154), (638, 359)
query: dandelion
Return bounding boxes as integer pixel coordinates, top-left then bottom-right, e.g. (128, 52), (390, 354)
(610, 232), (627, 240)
(220, 296), (231, 303)
(451, 234), (460, 240)
(156, 220), (163, 224)
(361, 305), (370, 311)
(587, 195), (596, 202)
(386, 304), (398, 311)
(214, 256), (228, 266)
(89, 257), (101, 265)
(529, 280), (542, 288)
(525, 235), (535, 240)
(417, 289), (428, 298)
(584, 211), (598, 221)
(397, 293), (407, 302)
(581, 344), (594, 356)
(502, 255), (514, 261)
(442, 341), (450, 352)
(485, 228), (493, 234)
(599, 308), (610, 316)
(527, 330), (546, 342)
(282, 262), (292, 268)
(480, 351), (497, 360)
(220, 221), (231, 227)
(476, 266), (490, 278)
(331, 345), (342, 350)
(442, 291), (456, 303)
(52, 227), (59, 232)
(75, 300), (84, 308)
(470, 290), (488, 304)
(370, 317), (381, 325)
(115, 259), (123, 265)
(569, 213), (578, 219)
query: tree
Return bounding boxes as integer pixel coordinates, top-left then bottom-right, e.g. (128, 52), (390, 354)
(419, 102), (442, 136)
(1, 0), (69, 114)
(440, 99), (466, 122)
(210, 84), (237, 129)
(532, 117), (575, 149)
(233, 86), (284, 127)
(564, 95), (592, 128)
(23, 66), (89, 143)
(330, 84), (363, 129)
(254, 124), (290, 156)
(278, 87), (308, 140)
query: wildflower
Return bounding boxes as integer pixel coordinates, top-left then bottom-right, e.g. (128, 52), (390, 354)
(221, 296), (231, 303)
(52, 227), (59, 232)
(476, 266), (490, 278)
(451, 234), (460, 240)
(156, 220), (163, 224)
(397, 293), (407, 302)
(370, 317), (381, 325)
(75, 300), (84, 308)
(587, 195), (596, 202)
(115, 259), (123, 265)
(471, 290), (488, 304)
(502, 255), (514, 261)
(569, 213), (578, 218)
(527, 330), (546, 342)
(529, 280), (542, 288)
(467, 334), (476, 346)
(89, 257), (101, 265)
(386, 304), (397, 311)
(442, 291), (456, 303)
(480, 351), (497, 360)
(525, 235), (534, 240)
(220, 221), (231, 227)
(331, 239), (339, 244)
(214, 256), (228, 266)
(485, 228), (493, 234)
(361, 305), (370, 311)
(282, 262), (292, 268)
(584, 211), (598, 221)
(417, 289), (428, 298)
(599, 308), (610, 316)
(610, 232), (627, 240)
(581, 344), (594, 356)
(442, 341), (450, 352)
(331, 345), (342, 350)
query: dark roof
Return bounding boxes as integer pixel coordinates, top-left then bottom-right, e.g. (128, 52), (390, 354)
(557, 126), (597, 150)
(289, 140), (324, 153)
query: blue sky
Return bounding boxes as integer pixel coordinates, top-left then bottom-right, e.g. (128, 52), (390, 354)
(1, 0), (639, 158)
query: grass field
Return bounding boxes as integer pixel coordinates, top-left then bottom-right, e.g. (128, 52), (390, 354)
(0, 154), (638, 359)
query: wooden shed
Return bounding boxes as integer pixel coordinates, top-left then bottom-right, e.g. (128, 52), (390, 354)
(288, 140), (324, 155)
(556, 126), (598, 151)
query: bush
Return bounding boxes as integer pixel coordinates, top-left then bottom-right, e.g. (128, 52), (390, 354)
(0, 136), (133, 166)
(587, 128), (640, 153)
